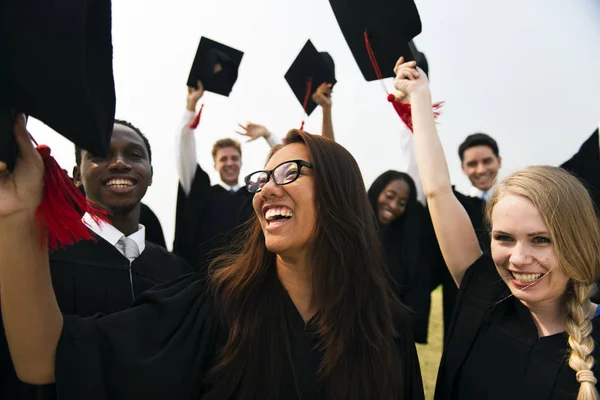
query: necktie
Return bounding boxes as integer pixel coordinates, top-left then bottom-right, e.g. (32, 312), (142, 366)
(118, 236), (139, 260)
(229, 188), (235, 193)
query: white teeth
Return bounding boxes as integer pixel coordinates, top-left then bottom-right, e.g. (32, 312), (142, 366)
(381, 210), (394, 218)
(106, 179), (134, 187)
(265, 207), (294, 221)
(512, 272), (543, 283)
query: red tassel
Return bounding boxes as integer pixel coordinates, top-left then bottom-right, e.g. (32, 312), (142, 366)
(363, 32), (443, 132)
(387, 94), (444, 132)
(299, 77), (313, 130)
(35, 144), (111, 251)
(188, 104), (204, 129)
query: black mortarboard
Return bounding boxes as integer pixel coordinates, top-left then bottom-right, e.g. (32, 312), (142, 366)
(186, 37), (244, 97)
(285, 40), (337, 116)
(328, 0), (422, 81)
(0, 0), (116, 170)
(408, 41), (429, 77)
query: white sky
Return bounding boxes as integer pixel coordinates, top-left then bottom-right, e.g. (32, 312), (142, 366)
(27, 0), (600, 250)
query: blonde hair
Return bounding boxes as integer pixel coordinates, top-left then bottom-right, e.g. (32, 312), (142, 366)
(486, 166), (600, 400)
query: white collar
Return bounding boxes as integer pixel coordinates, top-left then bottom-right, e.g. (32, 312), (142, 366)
(82, 212), (146, 255)
(218, 181), (241, 192)
(469, 186), (492, 201)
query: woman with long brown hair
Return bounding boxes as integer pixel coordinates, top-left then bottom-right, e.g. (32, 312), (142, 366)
(0, 117), (423, 399)
(394, 58), (600, 399)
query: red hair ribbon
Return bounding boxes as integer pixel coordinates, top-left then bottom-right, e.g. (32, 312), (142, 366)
(32, 139), (110, 251)
(363, 32), (443, 132)
(299, 77), (313, 131)
(189, 104), (204, 129)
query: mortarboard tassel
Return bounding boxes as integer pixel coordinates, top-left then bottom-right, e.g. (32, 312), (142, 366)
(33, 141), (111, 251)
(363, 32), (443, 132)
(189, 104), (205, 129)
(299, 77), (313, 131)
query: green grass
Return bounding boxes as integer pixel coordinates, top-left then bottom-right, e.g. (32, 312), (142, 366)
(416, 287), (444, 400)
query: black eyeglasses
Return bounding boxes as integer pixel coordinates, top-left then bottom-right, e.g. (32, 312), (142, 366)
(244, 159), (313, 193)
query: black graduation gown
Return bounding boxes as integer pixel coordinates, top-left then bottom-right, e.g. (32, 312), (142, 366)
(435, 255), (600, 400)
(428, 188), (489, 339)
(0, 235), (188, 399)
(383, 204), (433, 344)
(173, 165), (253, 270)
(561, 129), (600, 211)
(140, 202), (167, 248)
(561, 128), (600, 302)
(54, 273), (425, 399)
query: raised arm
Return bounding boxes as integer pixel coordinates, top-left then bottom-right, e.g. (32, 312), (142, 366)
(235, 123), (282, 148)
(177, 81), (204, 196)
(312, 82), (334, 141)
(393, 58), (481, 286)
(0, 116), (62, 384)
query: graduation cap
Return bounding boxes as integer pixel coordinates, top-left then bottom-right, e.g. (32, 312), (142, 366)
(408, 41), (429, 77)
(328, 0), (442, 132)
(0, 0), (114, 249)
(186, 37), (244, 97)
(285, 40), (337, 128)
(328, 0), (422, 82)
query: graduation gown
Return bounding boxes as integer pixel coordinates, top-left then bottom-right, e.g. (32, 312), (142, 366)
(560, 128), (600, 211)
(0, 235), (188, 399)
(435, 255), (600, 400)
(54, 272), (425, 399)
(382, 203), (433, 344)
(173, 165), (253, 269)
(140, 202), (167, 248)
(561, 128), (600, 302)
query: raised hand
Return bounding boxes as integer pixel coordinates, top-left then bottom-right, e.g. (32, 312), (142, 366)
(0, 115), (44, 221)
(393, 57), (430, 102)
(311, 82), (333, 109)
(186, 80), (205, 111)
(235, 123), (272, 142)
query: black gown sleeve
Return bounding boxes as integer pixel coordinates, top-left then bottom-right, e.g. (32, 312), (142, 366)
(139, 203), (167, 248)
(55, 273), (224, 400)
(395, 312), (425, 400)
(173, 165), (212, 263)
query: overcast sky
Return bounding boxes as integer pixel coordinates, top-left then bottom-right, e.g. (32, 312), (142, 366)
(28, 0), (600, 249)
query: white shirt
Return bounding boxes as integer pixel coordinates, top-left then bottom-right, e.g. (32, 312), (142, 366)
(469, 186), (493, 201)
(177, 109), (281, 196)
(82, 213), (146, 262)
(398, 126), (426, 206)
(218, 182), (242, 192)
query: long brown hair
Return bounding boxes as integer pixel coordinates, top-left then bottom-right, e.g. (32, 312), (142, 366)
(487, 166), (600, 400)
(207, 130), (405, 399)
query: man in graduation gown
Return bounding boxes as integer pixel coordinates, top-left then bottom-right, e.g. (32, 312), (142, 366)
(77, 178), (168, 248)
(173, 83), (279, 269)
(429, 133), (501, 338)
(1, 120), (188, 399)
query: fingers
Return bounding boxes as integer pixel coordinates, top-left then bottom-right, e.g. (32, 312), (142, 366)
(395, 67), (419, 81)
(0, 161), (7, 173)
(394, 59), (418, 77)
(13, 115), (37, 160)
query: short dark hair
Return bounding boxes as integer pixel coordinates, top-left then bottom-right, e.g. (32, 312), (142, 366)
(74, 119), (152, 166)
(211, 138), (242, 160)
(458, 133), (499, 161)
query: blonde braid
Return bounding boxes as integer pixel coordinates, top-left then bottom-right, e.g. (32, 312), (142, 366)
(565, 282), (599, 400)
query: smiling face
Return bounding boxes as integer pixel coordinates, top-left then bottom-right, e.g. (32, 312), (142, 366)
(74, 123), (153, 214)
(461, 145), (502, 191)
(252, 143), (315, 259)
(214, 147), (241, 186)
(377, 179), (410, 225)
(491, 194), (570, 307)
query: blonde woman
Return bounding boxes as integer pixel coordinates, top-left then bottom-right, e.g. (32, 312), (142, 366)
(394, 57), (600, 399)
